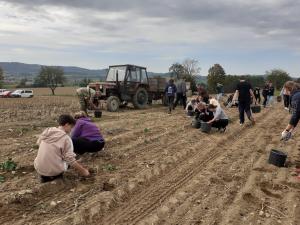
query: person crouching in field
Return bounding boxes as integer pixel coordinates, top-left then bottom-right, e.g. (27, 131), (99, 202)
(281, 81), (300, 141)
(165, 79), (177, 114)
(185, 99), (197, 114)
(207, 104), (229, 132)
(34, 115), (90, 183)
(195, 102), (214, 122)
(76, 84), (101, 114)
(71, 111), (105, 155)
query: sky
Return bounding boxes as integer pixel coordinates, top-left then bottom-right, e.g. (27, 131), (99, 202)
(0, 0), (300, 76)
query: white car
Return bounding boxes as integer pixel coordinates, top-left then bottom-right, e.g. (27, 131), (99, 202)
(11, 89), (34, 98)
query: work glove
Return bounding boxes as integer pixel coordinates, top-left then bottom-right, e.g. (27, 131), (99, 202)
(281, 130), (292, 141)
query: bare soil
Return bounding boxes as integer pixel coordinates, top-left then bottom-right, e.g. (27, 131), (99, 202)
(0, 95), (300, 225)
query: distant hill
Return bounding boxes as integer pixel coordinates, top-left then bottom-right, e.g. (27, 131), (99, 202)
(0, 62), (107, 80)
(0, 62), (207, 83)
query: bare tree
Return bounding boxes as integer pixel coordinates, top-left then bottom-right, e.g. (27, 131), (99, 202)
(182, 58), (201, 77)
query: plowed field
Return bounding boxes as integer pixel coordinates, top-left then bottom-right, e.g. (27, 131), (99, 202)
(0, 96), (299, 225)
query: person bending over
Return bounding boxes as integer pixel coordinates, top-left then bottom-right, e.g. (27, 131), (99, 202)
(34, 114), (89, 183)
(195, 102), (214, 122)
(71, 111), (105, 155)
(207, 104), (229, 132)
(281, 81), (300, 141)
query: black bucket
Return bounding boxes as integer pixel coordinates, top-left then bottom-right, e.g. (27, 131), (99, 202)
(268, 149), (287, 167)
(192, 119), (201, 129)
(187, 110), (195, 117)
(277, 96), (282, 102)
(94, 110), (102, 118)
(251, 105), (261, 113)
(200, 122), (211, 133)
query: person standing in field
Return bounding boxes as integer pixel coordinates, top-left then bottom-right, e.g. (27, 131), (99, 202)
(34, 114), (89, 183)
(267, 82), (275, 106)
(76, 84), (101, 113)
(233, 79), (256, 125)
(280, 86), (290, 110)
(216, 83), (224, 102)
(174, 78), (187, 110)
(262, 82), (269, 108)
(281, 81), (300, 141)
(197, 84), (210, 104)
(165, 79), (177, 114)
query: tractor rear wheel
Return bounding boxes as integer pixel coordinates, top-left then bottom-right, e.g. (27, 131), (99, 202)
(107, 96), (120, 112)
(132, 88), (148, 109)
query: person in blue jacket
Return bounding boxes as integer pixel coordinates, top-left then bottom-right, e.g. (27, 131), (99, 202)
(281, 81), (300, 141)
(165, 79), (177, 114)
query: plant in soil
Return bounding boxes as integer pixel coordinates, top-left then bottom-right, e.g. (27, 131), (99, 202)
(103, 164), (117, 172)
(0, 158), (17, 171)
(0, 176), (5, 183)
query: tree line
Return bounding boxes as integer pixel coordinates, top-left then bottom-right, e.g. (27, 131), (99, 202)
(0, 62), (298, 95)
(169, 60), (294, 93)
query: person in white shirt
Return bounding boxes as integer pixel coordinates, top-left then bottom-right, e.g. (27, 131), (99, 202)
(207, 104), (229, 132)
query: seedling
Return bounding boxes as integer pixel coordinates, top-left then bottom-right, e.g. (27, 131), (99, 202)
(0, 158), (17, 171)
(0, 176), (5, 183)
(103, 164), (117, 172)
(144, 128), (150, 133)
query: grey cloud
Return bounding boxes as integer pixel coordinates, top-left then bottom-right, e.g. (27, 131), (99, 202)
(2, 0), (300, 37)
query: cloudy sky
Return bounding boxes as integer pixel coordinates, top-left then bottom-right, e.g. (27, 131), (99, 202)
(0, 0), (299, 76)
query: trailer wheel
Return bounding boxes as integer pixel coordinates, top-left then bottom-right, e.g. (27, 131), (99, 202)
(107, 96), (120, 112)
(132, 87), (148, 109)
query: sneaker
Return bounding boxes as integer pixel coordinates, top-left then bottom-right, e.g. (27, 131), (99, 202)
(239, 123), (244, 126)
(284, 107), (289, 111)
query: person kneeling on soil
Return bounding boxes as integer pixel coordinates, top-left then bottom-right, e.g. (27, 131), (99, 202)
(186, 99), (197, 112)
(207, 104), (229, 132)
(71, 111), (105, 155)
(195, 102), (214, 122)
(34, 115), (90, 183)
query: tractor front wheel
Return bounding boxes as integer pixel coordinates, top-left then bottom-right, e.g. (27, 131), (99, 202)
(107, 96), (120, 112)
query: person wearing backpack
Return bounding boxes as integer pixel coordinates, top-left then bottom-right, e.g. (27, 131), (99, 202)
(165, 79), (177, 114)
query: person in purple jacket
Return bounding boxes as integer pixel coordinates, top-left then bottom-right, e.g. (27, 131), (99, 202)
(71, 111), (105, 155)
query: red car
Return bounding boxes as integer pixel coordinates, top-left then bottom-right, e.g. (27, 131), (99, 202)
(0, 90), (13, 98)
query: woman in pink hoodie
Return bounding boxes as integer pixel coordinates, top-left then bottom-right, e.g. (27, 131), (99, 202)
(34, 114), (89, 183)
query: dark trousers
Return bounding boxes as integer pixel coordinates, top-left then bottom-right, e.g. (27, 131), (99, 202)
(40, 173), (63, 183)
(283, 95), (290, 108)
(72, 138), (105, 155)
(211, 119), (229, 129)
(167, 96), (175, 112)
(238, 101), (252, 124)
(174, 93), (187, 109)
(263, 95), (268, 107)
(254, 94), (261, 104)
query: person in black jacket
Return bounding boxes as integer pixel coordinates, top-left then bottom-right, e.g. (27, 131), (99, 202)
(233, 79), (256, 125)
(281, 81), (300, 141)
(165, 79), (177, 114)
(262, 82), (269, 108)
(267, 82), (275, 106)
